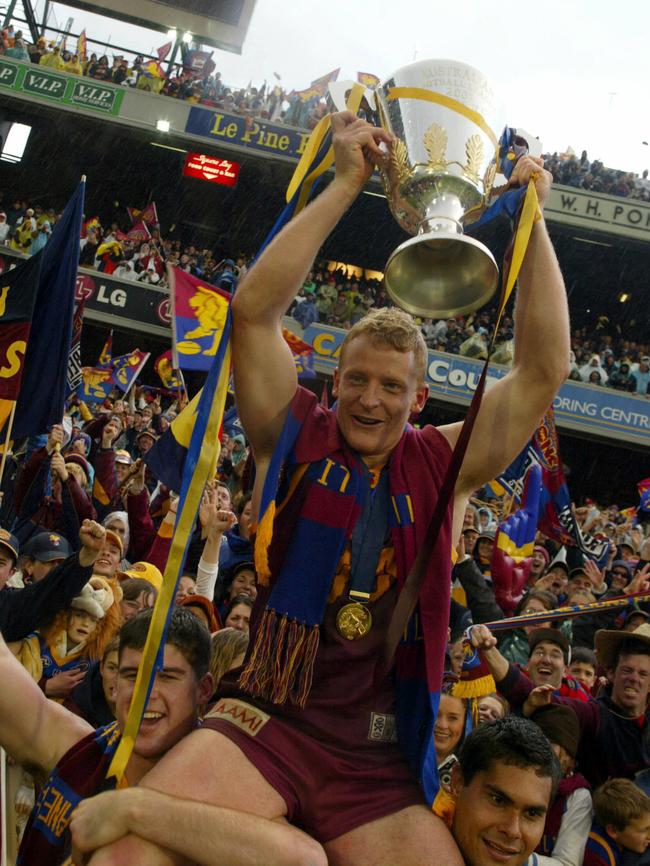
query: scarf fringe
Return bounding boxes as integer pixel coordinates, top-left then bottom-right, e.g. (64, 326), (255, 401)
(254, 503), (275, 586)
(239, 608), (319, 708)
(454, 672), (496, 699)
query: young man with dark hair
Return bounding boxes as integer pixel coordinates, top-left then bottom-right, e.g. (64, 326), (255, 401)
(446, 716), (561, 866)
(0, 608), (213, 865)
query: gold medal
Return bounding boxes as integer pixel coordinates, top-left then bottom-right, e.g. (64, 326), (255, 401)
(336, 602), (373, 641)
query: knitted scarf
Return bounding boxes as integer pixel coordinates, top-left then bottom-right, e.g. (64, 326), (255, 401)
(17, 722), (120, 866)
(239, 387), (454, 802)
(538, 772), (590, 856)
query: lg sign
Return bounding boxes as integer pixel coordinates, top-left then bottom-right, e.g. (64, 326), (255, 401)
(183, 152), (240, 187)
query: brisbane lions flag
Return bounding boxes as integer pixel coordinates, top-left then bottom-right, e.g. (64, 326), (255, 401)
(0, 254), (43, 431)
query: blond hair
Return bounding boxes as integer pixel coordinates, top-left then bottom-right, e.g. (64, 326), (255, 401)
(593, 779), (650, 831)
(339, 307), (428, 384)
(210, 627), (249, 690)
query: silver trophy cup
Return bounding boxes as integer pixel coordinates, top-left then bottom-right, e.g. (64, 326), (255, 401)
(375, 59), (506, 318)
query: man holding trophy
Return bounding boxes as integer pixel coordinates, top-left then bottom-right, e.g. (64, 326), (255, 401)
(80, 61), (569, 866)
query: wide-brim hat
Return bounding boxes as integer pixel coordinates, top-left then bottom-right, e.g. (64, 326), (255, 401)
(595, 622), (650, 672)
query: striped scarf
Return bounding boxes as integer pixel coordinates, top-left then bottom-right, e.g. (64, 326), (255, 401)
(239, 387), (454, 802)
(17, 722), (120, 865)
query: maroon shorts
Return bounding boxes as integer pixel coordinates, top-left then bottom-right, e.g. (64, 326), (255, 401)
(202, 697), (424, 843)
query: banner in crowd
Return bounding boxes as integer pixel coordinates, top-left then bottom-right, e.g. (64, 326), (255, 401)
(77, 349), (149, 402)
(357, 71), (380, 87)
(66, 298), (85, 397)
(77, 29), (87, 59)
(489, 409), (611, 567)
(97, 330), (113, 366)
(126, 221), (151, 244)
(111, 349), (150, 393)
(0, 57), (124, 115)
(0, 253), (43, 430)
(170, 267), (230, 372)
(183, 49), (215, 78)
(282, 328), (316, 378)
(223, 405), (244, 438)
(154, 350), (181, 389)
(12, 179), (85, 438)
(639, 478), (650, 517)
(127, 203), (159, 227)
(291, 68), (340, 102)
(156, 40), (172, 61)
(302, 323), (650, 447)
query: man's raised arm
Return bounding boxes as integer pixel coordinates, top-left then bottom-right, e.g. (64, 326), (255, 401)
(440, 157), (570, 496)
(231, 112), (392, 464)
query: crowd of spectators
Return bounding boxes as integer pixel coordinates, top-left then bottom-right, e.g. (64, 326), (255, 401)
(0, 366), (649, 863)
(543, 150), (650, 201)
(1, 191), (649, 397)
(4, 23), (650, 186)
(0, 25), (328, 131)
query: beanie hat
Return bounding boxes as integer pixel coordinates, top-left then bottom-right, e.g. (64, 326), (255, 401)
(531, 704), (580, 758)
(533, 545), (550, 567)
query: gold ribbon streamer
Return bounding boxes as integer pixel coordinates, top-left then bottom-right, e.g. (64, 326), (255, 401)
(490, 179), (542, 346)
(107, 340), (232, 783)
(386, 86), (498, 149)
(286, 83), (367, 212)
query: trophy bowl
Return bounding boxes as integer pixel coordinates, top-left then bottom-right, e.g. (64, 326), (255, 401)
(375, 59), (506, 318)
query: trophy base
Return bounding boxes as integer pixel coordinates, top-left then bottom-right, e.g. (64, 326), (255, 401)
(384, 232), (499, 319)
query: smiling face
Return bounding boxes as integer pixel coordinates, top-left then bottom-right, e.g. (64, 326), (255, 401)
(477, 696), (507, 724)
(94, 541), (122, 578)
(610, 652), (650, 717)
(452, 761), (551, 866)
(530, 550), (547, 578)
(116, 644), (212, 764)
(332, 335), (428, 469)
(527, 640), (565, 688)
(434, 694), (466, 763)
(228, 568), (257, 602)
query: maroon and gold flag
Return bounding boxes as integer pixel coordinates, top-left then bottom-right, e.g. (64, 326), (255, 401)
(127, 221), (151, 243)
(357, 71), (380, 88)
(0, 253), (43, 430)
(127, 203), (159, 227)
(293, 68), (340, 102)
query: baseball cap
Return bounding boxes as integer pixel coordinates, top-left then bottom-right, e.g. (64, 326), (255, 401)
(104, 529), (124, 556)
(25, 532), (72, 563)
(0, 528), (19, 561)
(114, 449), (133, 465)
(136, 429), (159, 444)
(528, 628), (570, 663)
(119, 561), (162, 591)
